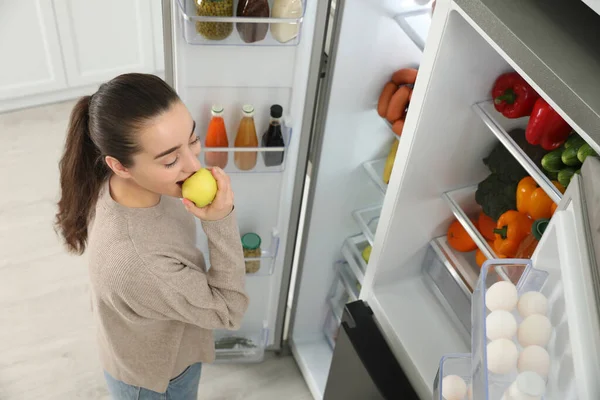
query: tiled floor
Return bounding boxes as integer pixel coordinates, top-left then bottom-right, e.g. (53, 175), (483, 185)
(0, 101), (312, 400)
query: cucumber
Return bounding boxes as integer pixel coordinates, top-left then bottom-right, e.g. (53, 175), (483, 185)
(558, 167), (577, 187)
(541, 149), (566, 172)
(577, 143), (598, 163)
(561, 146), (582, 167)
(563, 134), (585, 149)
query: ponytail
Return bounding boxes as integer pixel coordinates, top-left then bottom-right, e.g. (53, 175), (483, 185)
(55, 73), (180, 254)
(55, 96), (108, 254)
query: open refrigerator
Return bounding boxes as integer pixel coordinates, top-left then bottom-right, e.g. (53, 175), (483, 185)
(161, 0), (600, 398)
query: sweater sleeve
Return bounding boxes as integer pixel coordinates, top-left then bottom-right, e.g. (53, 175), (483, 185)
(119, 211), (249, 330)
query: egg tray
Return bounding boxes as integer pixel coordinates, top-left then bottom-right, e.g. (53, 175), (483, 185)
(433, 353), (472, 400)
(471, 259), (576, 400)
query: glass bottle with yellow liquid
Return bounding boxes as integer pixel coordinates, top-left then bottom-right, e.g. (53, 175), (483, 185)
(234, 105), (258, 171)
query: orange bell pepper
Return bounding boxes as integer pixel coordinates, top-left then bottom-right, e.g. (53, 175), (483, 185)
(494, 210), (533, 258)
(516, 177), (564, 220)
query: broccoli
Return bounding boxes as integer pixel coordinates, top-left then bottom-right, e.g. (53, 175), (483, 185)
(475, 173), (518, 220)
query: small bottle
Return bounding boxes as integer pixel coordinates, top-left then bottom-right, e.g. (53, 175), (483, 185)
(271, 0), (303, 43)
(234, 105), (258, 171)
(204, 105), (229, 169)
(515, 219), (549, 259)
(241, 233), (261, 274)
(262, 105), (285, 167)
(236, 0), (269, 43)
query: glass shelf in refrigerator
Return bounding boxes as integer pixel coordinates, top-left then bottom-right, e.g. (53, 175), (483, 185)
(362, 158), (388, 195)
(472, 100), (562, 204)
(327, 268), (351, 323)
(335, 261), (360, 302)
(433, 353), (472, 400)
(323, 308), (340, 351)
(340, 234), (370, 285)
(214, 326), (269, 363)
(442, 185), (498, 261)
(200, 126), (292, 174)
(177, 0), (305, 46)
(242, 229), (279, 276)
(393, 6), (432, 52)
(352, 205), (381, 246)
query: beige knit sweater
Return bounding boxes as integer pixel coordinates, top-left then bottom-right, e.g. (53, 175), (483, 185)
(87, 182), (249, 393)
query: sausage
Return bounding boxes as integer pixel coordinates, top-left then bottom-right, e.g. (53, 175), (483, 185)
(391, 68), (418, 86)
(386, 85), (411, 123)
(392, 119), (405, 136)
(408, 88), (413, 102)
(378, 82), (398, 118)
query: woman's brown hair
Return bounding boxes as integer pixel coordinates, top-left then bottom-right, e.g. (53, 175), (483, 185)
(56, 73), (180, 254)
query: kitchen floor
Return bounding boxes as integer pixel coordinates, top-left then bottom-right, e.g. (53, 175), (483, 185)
(0, 101), (312, 400)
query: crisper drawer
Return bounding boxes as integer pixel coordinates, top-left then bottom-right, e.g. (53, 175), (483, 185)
(423, 237), (473, 337)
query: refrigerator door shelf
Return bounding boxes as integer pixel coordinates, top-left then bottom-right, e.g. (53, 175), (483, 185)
(341, 234), (370, 285)
(201, 126), (292, 174)
(177, 0), (305, 46)
(352, 205), (382, 246)
(214, 325), (269, 363)
(362, 158), (388, 195)
(432, 353), (472, 400)
(472, 100), (562, 203)
(393, 6), (433, 53)
(243, 228), (280, 277)
(443, 185), (498, 261)
(471, 256), (583, 400)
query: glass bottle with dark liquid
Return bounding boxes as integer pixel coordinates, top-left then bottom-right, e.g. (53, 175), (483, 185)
(262, 105), (285, 167)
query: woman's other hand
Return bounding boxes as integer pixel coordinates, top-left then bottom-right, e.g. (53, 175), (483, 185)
(183, 167), (234, 221)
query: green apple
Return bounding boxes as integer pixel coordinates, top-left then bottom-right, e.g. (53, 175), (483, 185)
(361, 245), (372, 263)
(181, 168), (217, 207)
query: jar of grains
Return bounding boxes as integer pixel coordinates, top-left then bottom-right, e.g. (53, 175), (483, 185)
(196, 0), (234, 41)
(241, 233), (261, 274)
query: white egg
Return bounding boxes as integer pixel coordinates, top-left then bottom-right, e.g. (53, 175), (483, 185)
(486, 310), (517, 340)
(508, 371), (546, 400)
(518, 292), (548, 318)
(518, 345), (551, 377)
(442, 374), (467, 400)
(518, 315), (552, 347)
(487, 338), (518, 375)
(486, 281), (518, 312)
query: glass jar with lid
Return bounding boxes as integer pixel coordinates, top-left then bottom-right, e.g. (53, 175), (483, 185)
(242, 233), (261, 274)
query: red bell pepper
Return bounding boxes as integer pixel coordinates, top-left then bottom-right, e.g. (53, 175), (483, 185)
(492, 72), (539, 118)
(525, 98), (572, 150)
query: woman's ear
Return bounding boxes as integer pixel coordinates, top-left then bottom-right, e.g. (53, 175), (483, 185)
(104, 155), (131, 179)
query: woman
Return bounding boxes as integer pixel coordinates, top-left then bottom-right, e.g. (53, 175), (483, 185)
(55, 73), (249, 399)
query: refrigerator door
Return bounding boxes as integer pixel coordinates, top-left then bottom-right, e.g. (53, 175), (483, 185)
(161, 0), (331, 354)
(546, 157), (600, 399)
(323, 301), (419, 400)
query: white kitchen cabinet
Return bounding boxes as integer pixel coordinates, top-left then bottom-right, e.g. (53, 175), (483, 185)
(0, 0), (165, 113)
(53, 0), (155, 87)
(0, 1), (67, 102)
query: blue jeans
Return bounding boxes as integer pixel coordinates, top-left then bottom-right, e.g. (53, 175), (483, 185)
(104, 363), (202, 400)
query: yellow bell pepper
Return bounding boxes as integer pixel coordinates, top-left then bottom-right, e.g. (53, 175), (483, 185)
(516, 177), (564, 220)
